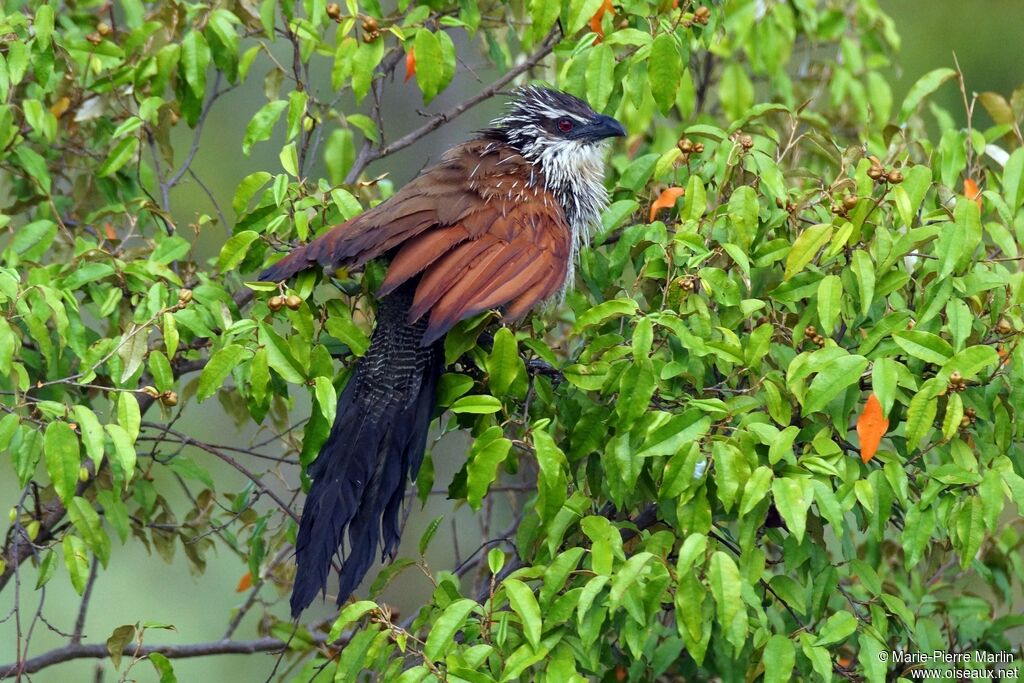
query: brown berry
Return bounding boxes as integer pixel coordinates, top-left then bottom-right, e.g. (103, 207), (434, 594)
(285, 295), (303, 310)
(178, 288), (193, 304)
(965, 407), (976, 417)
(694, 6), (711, 24)
(887, 169), (903, 184)
(906, 319), (916, 330)
(867, 166), (883, 180)
(843, 195), (858, 210)
(361, 16), (379, 31)
(268, 295), (285, 312)
(363, 28), (380, 42)
(86, 32), (102, 45)
(813, 334), (825, 346)
(326, 3), (342, 20)
(996, 318), (1013, 334)
(161, 391), (179, 407)
(740, 134), (754, 150)
(804, 325), (817, 338)
(960, 416), (972, 429)
(677, 138), (694, 153)
(949, 371), (963, 383)
(693, 142), (704, 153)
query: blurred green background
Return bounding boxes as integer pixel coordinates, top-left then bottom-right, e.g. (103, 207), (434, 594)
(3, 2), (1024, 681)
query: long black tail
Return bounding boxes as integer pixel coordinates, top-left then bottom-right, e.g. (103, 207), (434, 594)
(289, 282), (443, 617)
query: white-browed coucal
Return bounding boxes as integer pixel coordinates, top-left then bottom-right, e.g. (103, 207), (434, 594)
(259, 86), (625, 616)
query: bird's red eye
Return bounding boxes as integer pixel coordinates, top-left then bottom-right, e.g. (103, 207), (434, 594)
(557, 118), (574, 133)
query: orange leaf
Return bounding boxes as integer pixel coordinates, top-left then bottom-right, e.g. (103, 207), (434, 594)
(404, 47), (415, 83)
(856, 393), (889, 464)
(964, 178), (982, 209)
(649, 187), (685, 222)
(235, 572), (252, 592)
(589, 0), (614, 38)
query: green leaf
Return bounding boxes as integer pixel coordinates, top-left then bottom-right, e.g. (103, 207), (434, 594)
(771, 477), (813, 542)
(258, 322), (305, 383)
(106, 624), (137, 670)
(739, 466), (773, 517)
(180, 31), (211, 98)
(585, 43), (614, 111)
(708, 551), (746, 653)
(148, 653), (177, 683)
(816, 275), (842, 334)
(899, 67), (956, 122)
(649, 35), (681, 113)
(762, 635), (795, 683)
(242, 100), (287, 155)
(487, 328), (521, 397)
(217, 230), (260, 272)
(233, 172), (272, 213)
(66, 497), (111, 566)
(97, 137), (139, 177)
(451, 395), (503, 414)
(784, 224), (832, 280)
(314, 376), (337, 425)
(850, 251), (875, 317)
(533, 427), (567, 522)
(198, 344), (246, 401)
(44, 421), (79, 504)
(72, 406), (105, 468)
(105, 424), (137, 487)
(466, 427), (512, 509)
(503, 578), (542, 650)
(941, 345), (999, 380)
(63, 535), (90, 594)
(414, 30), (444, 103)
(814, 610), (857, 646)
(893, 330), (954, 365)
(328, 601), (379, 640)
(727, 185), (758, 250)
(802, 355), (868, 414)
(423, 599), (478, 661)
(574, 298), (638, 331)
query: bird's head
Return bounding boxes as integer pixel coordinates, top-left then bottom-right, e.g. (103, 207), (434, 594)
(487, 86), (626, 159)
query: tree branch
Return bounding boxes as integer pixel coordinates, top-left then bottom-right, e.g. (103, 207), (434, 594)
(344, 26), (561, 183)
(0, 635), (328, 679)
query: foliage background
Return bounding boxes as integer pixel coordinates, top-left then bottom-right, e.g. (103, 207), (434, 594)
(1, 0), (1024, 681)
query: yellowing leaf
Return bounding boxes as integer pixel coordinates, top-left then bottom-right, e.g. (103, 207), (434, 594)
(964, 177), (982, 209)
(856, 393), (889, 463)
(649, 187), (685, 222)
(404, 46), (415, 83)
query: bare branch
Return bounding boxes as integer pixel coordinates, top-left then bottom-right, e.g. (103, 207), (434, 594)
(0, 635), (329, 679)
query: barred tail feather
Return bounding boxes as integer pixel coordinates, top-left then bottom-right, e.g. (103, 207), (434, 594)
(289, 283), (443, 617)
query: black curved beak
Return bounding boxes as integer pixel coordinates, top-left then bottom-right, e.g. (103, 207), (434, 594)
(582, 114), (627, 141)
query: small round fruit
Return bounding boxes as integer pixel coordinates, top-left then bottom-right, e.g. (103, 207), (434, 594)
(694, 6), (711, 23)
(285, 295), (303, 310)
(162, 391), (179, 407)
(693, 142), (704, 153)
(867, 166), (883, 180)
(27, 520), (40, 541)
(178, 288), (193, 304)
(843, 195), (858, 210)
(79, 467), (90, 482)
(97, 21), (112, 36)
(996, 318), (1013, 334)
(677, 138), (694, 153)
(268, 295), (285, 312)
(326, 2), (342, 20)
(887, 169), (903, 184)
(949, 371), (963, 383)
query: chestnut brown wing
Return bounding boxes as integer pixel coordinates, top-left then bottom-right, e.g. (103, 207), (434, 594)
(378, 197), (571, 344)
(259, 140), (514, 282)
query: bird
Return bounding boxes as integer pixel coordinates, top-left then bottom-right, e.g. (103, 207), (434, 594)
(259, 85), (626, 617)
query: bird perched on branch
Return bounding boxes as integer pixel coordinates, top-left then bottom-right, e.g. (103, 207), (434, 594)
(259, 86), (625, 617)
